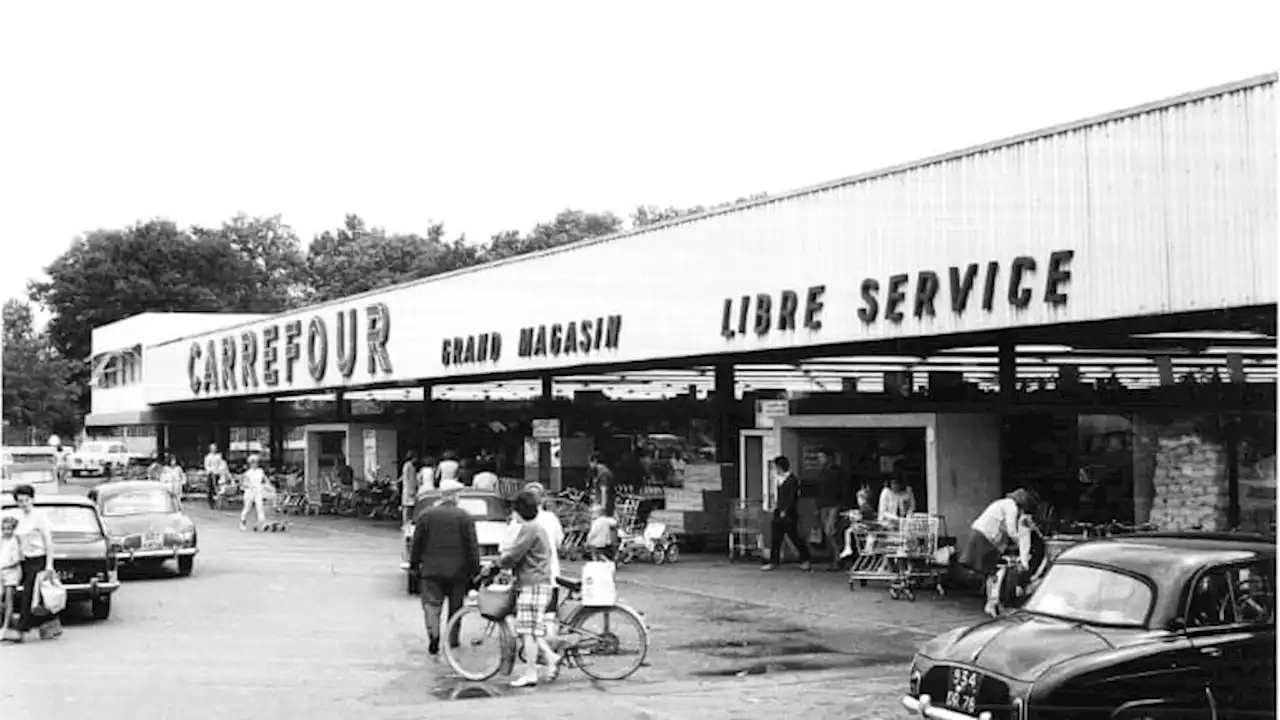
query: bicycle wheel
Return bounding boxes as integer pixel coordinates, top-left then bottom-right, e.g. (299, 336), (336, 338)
(565, 605), (649, 681)
(442, 606), (512, 682)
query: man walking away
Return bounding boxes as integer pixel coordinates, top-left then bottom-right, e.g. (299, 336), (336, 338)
(401, 451), (419, 524)
(408, 485), (480, 656)
(762, 455), (811, 572)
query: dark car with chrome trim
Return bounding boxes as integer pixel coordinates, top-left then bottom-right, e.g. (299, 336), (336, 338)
(1, 492), (121, 620)
(903, 532), (1275, 720)
(88, 480), (198, 576)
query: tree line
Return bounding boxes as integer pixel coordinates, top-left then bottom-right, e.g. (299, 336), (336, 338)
(3, 195), (768, 439)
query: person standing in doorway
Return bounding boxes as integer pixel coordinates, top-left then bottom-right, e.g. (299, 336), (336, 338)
(239, 454), (268, 531)
(762, 456), (811, 572)
(204, 443), (227, 510)
(587, 453), (616, 516)
(401, 451), (420, 524)
(407, 485), (480, 657)
(813, 448), (848, 571)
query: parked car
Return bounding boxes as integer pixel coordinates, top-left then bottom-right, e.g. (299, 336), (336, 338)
(0, 492), (121, 620)
(88, 480), (198, 576)
(399, 489), (508, 595)
(0, 446), (58, 493)
(68, 440), (134, 477)
(902, 532), (1275, 720)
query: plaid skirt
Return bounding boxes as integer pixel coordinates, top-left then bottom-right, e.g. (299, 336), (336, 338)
(514, 583), (553, 637)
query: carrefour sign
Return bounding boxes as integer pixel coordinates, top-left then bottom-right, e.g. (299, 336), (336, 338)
(186, 303), (393, 395)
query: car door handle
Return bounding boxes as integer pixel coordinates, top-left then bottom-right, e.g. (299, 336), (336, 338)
(1200, 647), (1223, 658)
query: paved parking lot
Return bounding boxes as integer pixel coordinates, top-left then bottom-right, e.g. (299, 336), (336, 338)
(0, 495), (985, 719)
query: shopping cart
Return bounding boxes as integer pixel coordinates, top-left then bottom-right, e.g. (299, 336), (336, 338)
(616, 494), (677, 565)
(847, 513), (946, 601)
(727, 500), (765, 563)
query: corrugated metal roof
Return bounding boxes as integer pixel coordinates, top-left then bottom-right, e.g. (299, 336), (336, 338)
(148, 73), (1278, 350)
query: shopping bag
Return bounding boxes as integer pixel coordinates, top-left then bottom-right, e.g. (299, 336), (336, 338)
(581, 560), (617, 607)
(477, 581), (517, 621)
(34, 571), (67, 616)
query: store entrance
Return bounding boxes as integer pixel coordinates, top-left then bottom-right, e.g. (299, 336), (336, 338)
(794, 428), (929, 514)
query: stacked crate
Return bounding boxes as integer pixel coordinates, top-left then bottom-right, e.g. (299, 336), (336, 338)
(1148, 433), (1230, 532)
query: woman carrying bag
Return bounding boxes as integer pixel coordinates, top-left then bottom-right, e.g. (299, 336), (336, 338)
(6, 484), (61, 643)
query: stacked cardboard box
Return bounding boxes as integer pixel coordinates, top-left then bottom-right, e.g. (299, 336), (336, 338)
(1148, 434), (1230, 532)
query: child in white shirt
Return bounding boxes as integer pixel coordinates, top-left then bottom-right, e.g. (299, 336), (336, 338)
(1, 515), (21, 640)
(586, 505), (618, 562)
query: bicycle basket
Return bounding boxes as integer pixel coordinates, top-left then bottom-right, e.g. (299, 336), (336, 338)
(477, 582), (517, 621)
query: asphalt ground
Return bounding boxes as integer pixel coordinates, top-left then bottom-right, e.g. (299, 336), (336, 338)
(1, 482), (987, 719)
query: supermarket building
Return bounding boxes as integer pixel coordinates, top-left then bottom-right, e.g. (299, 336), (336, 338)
(85, 74), (1277, 548)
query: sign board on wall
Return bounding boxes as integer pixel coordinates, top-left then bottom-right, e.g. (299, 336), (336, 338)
(531, 419), (561, 440)
(755, 400), (790, 429)
(139, 84), (1275, 405)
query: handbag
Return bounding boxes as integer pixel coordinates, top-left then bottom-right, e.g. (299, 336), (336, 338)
(477, 580), (517, 621)
(34, 571), (67, 616)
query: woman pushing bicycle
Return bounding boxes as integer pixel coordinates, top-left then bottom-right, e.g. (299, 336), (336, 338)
(491, 489), (560, 688)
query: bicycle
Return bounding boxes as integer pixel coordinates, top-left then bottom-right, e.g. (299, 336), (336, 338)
(442, 571), (649, 683)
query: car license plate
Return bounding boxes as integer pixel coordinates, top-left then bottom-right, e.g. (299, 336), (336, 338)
(143, 532), (164, 549)
(945, 667), (982, 715)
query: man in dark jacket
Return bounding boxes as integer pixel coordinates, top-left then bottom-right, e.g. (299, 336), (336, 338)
(408, 486), (481, 656)
(762, 455), (811, 572)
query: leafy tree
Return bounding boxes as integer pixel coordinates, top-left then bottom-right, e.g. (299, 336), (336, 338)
(484, 209), (624, 261)
(631, 193), (770, 229)
(304, 214), (482, 302)
(3, 299), (82, 437)
(190, 214), (310, 309)
(30, 220), (250, 365)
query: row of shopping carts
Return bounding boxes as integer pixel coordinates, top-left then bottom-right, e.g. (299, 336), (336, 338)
(547, 491), (679, 565)
(727, 501), (947, 601)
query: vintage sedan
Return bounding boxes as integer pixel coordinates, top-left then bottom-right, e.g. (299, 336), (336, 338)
(399, 489), (508, 595)
(0, 447), (58, 493)
(903, 532), (1275, 720)
(0, 493), (121, 620)
(88, 480), (198, 576)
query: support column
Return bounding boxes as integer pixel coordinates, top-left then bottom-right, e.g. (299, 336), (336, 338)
(539, 374), (554, 414)
(998, 337), (1017, 402)
(215, 400), (232, 457)
(268, 397), (281, 472)
(335, 391), (348, 422)
(713, 363), (739, 499)
(420, 382), (434, 455)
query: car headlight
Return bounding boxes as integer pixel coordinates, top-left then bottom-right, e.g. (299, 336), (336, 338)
(178, 528), (196, 543)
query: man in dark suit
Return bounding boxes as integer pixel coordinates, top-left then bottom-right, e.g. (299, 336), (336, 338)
(408, 486), (481, 656)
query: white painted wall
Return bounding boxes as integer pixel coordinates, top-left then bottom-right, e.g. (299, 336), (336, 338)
(933, 414), (1003, 547)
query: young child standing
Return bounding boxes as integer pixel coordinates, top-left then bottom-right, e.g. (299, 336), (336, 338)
(586, 504), (617, 562)
(1, 515), (22, 641)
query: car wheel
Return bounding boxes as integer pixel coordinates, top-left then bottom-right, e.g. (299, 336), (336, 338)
(178, 556), (194, 576)
(92, 595), (112, 620)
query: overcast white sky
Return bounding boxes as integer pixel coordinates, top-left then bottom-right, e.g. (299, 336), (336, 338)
(1, 1), (1276, 314)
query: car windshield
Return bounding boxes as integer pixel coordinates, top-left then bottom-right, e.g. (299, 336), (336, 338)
(101, 490), (178, 516)
(81, 443), (110, 454)
(414, 496), (507, 522)
(36, 506), (103, 534)
(1024, 563), (1154, 627)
